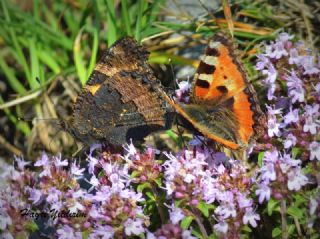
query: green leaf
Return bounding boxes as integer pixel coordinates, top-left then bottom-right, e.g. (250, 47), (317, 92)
(25, 220), (39, 232)
(0, 57), (26, 94)
(208, 234), (218, 239)
(191, 228), (204, 239)
(287, 206), (303, 219)
(288, 224), (295, 236)
(82, 229), (91, 239)
(258, 151), (265, 167)
(154, 177), (162, 187)
(293, 194), (307, 207)
(105, 0), (117, 46)
(291, 147), (301, 159)
(272, 227), (281, 238)
(73, 29), (87, 85)
(267, 198), (279, 216)
(29, 37), (41, 88)
(137, 182), (151, 192)
(121, 0), (133, 36)
(242, 225), (252, 232)
(135, 0), (148, 42)
(145, 191), (156, 201)
(197, 201), (210, 217)
(181, 216), (194, 229)
(37, 49), (61, 75)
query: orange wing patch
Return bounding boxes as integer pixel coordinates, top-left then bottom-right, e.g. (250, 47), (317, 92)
(178, 33), (265, 149)
(233, 91), (254, 143)
(193, 39), (246, 103)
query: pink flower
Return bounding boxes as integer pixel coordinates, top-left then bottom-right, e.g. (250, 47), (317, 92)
(309, 141), (320, 161)
(285, 71), (305, 103)
(175, 80), (191, 102)
(277, 32), (294, 43)
(284, 107), (299, 124)
(53, 155), (68, 168)
(181, 230), (197, 239)
(70, 161), (85, 178)
(267, 116), (281, 137)
(287, 169), (308, 191)
(237, 193), (253, 209)
(256, 183), (271, 203)
(303, 116), (319, 135)
(272, 41), (288, 59)
(300, 56), (320, 75)
(215, 202), (237, 219)
(88, 225), (114, 239)
(34, 153), (49, 167)
(56, 225), (82, 239)
(262, 63), (278, 84)
(284, 134), (297, 149)
(169, 205), (185, 224)
(213, 221), (228, 234)
(14, 156), (30, 170)
(0, 210), (12, 230)
(243, 208), (260, 227)
(124, 218), (145, 236)
(28, 188), (43, 205)
(256, 54), (270, 70)
(288, 48), (301, 65)
(261, 163), (276, 181)
(47, 187), (61, 203)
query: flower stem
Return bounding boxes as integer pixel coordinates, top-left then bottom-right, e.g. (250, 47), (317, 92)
(151, 183), (166, 223)
(280, 199), (288, 239)
(192, 208), (208, 239)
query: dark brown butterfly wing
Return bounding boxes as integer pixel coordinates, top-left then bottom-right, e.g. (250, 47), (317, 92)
(65, 37), (171, 145)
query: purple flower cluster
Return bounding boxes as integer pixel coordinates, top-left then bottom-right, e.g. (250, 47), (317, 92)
(163, 146), (260, 237)
(255, 33), (319, 220)
(0, 144), (200, 238)
(0, 158), (33, 239)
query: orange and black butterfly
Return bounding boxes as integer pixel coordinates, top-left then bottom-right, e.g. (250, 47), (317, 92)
(64, 34), (265, 150)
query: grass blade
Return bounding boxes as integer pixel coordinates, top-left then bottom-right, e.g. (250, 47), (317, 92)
(105, 0), (117, 46)
(221, 0), (234, 37)
(0, 57), (26, 94)
(73, 29), (87, 85)
(121, 0), (133, 36)
(1, 0), (31, 84)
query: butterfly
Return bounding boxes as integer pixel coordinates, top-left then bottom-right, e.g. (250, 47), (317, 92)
(62, 37), (172, 146)
(163, 33), (266, 149)
(63, 34), (265, 149)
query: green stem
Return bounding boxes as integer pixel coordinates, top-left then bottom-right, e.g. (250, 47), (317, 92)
(151, 183), (166, 223)
(280, 199), (288, 239)
(192, 208), (208, 239)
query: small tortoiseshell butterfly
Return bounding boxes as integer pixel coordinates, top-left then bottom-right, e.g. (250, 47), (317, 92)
(62, 37), (171, 146)
(63, 34), (265, 150)
(163, 33), (266, 149)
